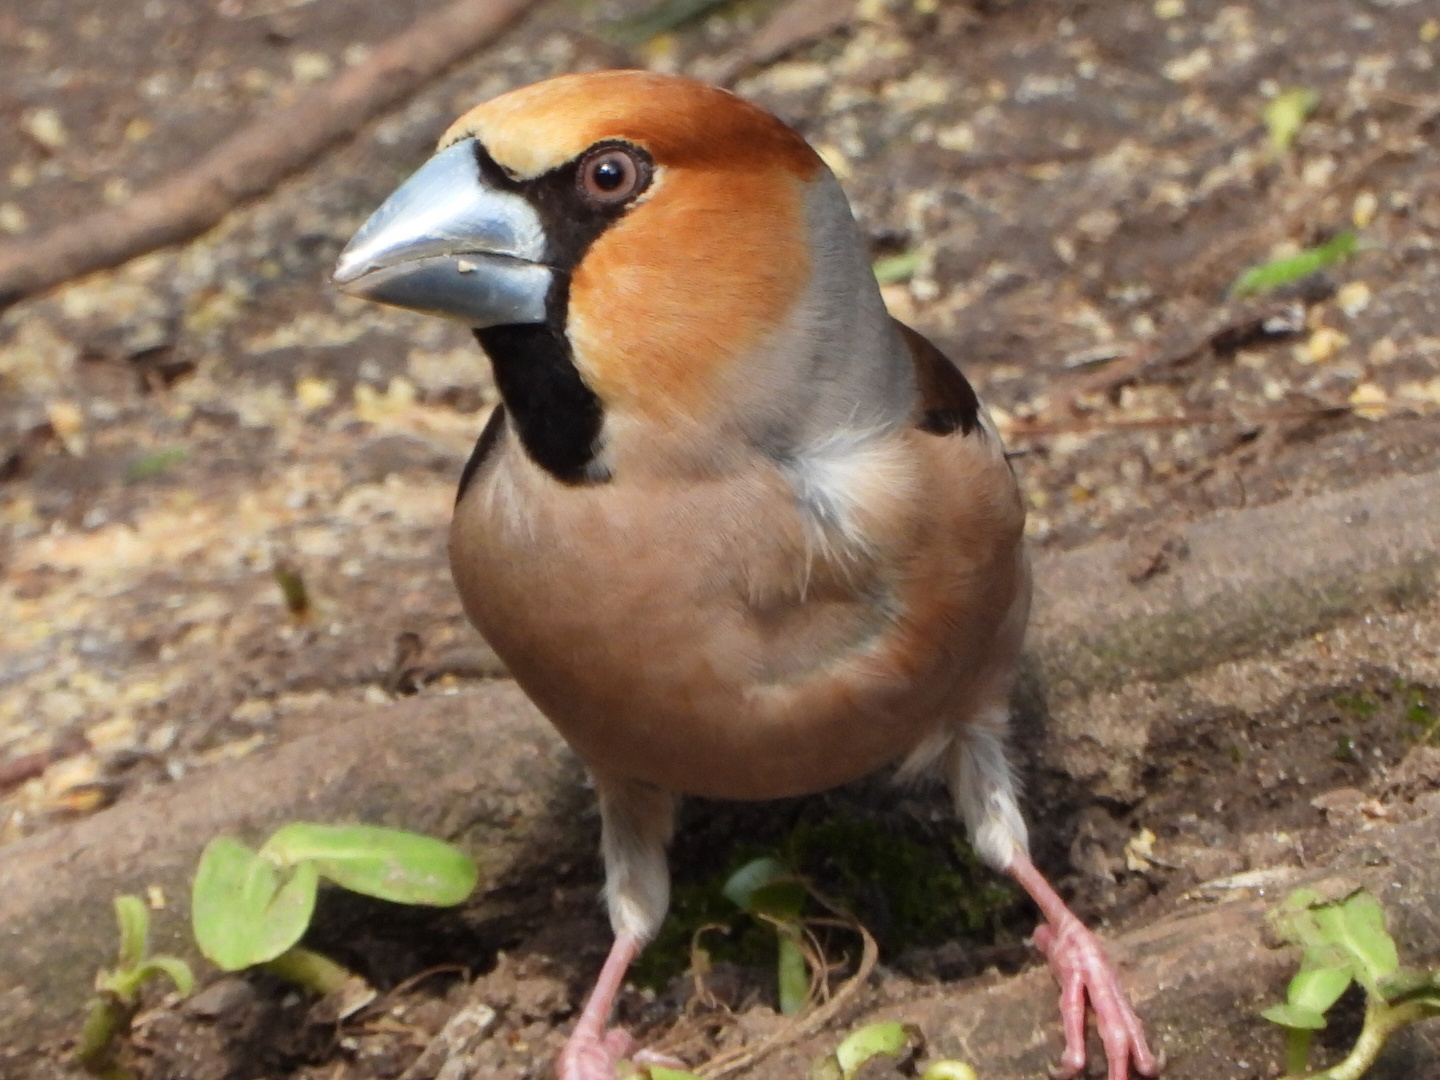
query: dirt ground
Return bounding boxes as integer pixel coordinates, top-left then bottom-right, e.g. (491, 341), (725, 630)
(2, 0), (1440, 1077)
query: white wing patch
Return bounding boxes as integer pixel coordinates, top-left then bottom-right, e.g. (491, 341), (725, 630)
(781, 427), (917, 566)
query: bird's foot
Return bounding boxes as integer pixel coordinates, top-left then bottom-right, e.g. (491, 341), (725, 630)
(556, 1032), (686, 1080)
(1033, 916), (1162, 1080)
(556, 1026), (634, 1080)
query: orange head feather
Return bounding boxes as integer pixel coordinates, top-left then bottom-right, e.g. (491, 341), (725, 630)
(446, 71), (825, 423)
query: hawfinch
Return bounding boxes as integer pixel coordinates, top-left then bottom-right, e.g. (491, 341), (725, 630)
(335, 71), (1159, 1080)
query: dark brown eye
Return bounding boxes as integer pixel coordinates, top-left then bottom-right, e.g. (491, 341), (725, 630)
(580, 148), (642, 203)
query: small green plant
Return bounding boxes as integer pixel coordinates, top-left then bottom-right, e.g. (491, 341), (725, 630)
(872, 251), (921, 286)
(124, 447), (187, 483)
(1264, 87), (1320, 158)
(1332, 692), (1377, 721)
(626, 1021), (978, 1080)
(723, 857), (813, 1016)
(1230, 232), (1358, 299)
(1403, 687), (1437, 743)
(192, 823), (478, 996)
(811, 1021), (978, 1080)
(1262, 886), (1440, 1078)
(634, 811), (1019, 992)
(76, 895), (195, 1079)
(272, 560), (311, 619)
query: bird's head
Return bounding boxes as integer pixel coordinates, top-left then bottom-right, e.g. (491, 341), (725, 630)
(336, 71), (905, 482)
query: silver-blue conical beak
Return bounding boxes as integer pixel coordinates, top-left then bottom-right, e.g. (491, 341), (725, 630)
(333, 139), (552, 327)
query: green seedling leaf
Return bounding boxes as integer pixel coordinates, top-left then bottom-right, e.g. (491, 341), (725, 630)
(750, 879), (807, 923)
(1379, 969), (1440, 1005)
(75, 996), (119, 1070)
(1263, 1002), (1329, 1031)
(723, 857), (805, 919)
(260, 823), (478, 906)
(1268, 887), (1398, 989)
(1229, 232), (1357, 298)
(1289, 965), (1352, 1019)
(638, 1067), (705, 1080)
(723, 856), (789, 910)
(125, 447), (187, 483)
(193, 836), (318, 969)
(95, 954), (195, 1003)
(114, 895), (149, 970)
(920, 1063), (979, 1080)
(1269, 886), (1337, 952)
(724, 857), (811, 1014)
(833, 1021), (923, 1079)
(132, 957), (195, 998)
(82, 893), (195, 1074)
(873, 251), (921, 286)
(1264, 87), (1320, 156)
(778, 931), (809, 1016)
(264, 945), (354, 997)
(1265, 888), (1440, 1079)
(1313, 891), (1399, 992)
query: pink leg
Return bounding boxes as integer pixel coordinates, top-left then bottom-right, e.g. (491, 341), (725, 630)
(556, 934), (640, 1080)
(1008, 854), (1162, 1080)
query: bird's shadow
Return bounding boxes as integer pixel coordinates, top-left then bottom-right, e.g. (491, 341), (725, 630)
(300, 660), (1102, 1003)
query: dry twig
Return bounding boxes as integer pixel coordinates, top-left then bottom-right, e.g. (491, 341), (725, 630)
(695, 911), (879, 1079)
(0, 0), (536, 312)
(1002, 397), (1437, 441)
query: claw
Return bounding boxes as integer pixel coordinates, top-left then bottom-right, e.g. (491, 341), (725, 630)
(557, 1026), (635, 1080)
(1008, 855), (1161, 1079)
(1034, 916), (1161, 1080)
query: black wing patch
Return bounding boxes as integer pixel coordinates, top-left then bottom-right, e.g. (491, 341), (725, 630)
(456, 403), (508, 506)
(894, 319), (981, 437)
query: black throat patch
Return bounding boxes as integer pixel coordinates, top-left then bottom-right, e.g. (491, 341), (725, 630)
(474, 321), (604, 485)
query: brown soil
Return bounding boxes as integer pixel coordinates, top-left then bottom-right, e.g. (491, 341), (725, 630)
(2, 0), (1439, 1077)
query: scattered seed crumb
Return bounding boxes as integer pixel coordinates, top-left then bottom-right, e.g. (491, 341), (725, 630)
(1301, 326), (1349, 364)
(103, 177), (133, 205)
(1398, 377), (1440, 407)
(1336, 281), (1372, 318)
(1352, 190), (1379, 227)
(45, 400), (87, 455)
(0, 203), (28, 234)
(291, 51), (334, 83)
(1367, 337), (1398, 366)
(1164, 48), (1212, 82)
(20, 107), (68, 150)
(296, 376), (338, 413)
(1349, 382), (1388, 420)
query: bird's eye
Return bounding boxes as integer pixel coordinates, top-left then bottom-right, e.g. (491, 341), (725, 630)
(579, 147), (644, 204)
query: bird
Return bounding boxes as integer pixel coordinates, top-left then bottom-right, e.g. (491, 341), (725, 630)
(333, 70), (1160, 1080)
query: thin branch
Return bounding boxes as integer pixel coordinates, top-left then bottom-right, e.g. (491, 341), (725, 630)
(0, 0), (536, 313)
(1001, 398), (1436, 440)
